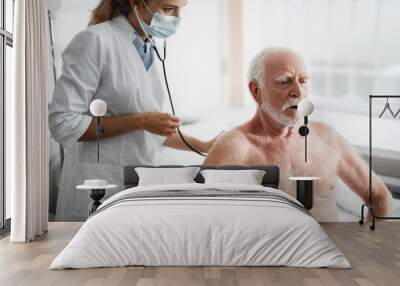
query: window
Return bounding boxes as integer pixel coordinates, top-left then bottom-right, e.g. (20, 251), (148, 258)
(1, 0), (14, 230)
(242, 0), (400, 115)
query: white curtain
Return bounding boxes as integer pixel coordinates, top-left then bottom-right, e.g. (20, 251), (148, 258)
(7, 0), (49, 242)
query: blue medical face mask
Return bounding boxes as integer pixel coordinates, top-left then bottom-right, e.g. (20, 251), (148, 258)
(135, 1), (181, 39)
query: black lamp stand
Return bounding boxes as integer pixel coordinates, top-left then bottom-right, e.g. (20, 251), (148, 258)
(95, 116), (104, 162)
(90, 117), (105, 215)
(299, 116), (310, 162)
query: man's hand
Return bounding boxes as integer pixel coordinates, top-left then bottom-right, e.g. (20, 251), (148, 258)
(371, 186), (392, 217)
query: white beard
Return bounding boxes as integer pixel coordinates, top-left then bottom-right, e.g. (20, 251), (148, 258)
(261, 93), (301, 127)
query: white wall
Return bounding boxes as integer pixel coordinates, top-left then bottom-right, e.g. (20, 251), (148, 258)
(161, 0), (227, 119)
(49, 0), (99, 86)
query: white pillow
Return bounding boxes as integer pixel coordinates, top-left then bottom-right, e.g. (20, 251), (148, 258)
(200, 169), (266, 185)
(135, 167), (201, 186)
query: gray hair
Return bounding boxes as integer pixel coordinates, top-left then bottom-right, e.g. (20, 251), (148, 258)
(247, 47), (306, 87)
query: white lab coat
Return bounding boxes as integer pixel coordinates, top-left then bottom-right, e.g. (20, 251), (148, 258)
(49, 15), (166, 221)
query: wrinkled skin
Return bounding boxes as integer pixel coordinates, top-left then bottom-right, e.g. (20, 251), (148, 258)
(204, 50), (392, 221)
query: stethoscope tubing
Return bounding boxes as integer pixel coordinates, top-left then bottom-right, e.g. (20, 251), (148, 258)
(153, 43), (207, 157)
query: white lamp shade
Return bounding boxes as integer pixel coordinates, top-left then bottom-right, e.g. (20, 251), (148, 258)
(90, 99), (107, 117)
(298, 99), (314, 116)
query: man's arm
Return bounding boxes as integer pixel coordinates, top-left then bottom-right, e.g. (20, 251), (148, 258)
(203, 130), (252, 165)
(329, 125), (392, 216)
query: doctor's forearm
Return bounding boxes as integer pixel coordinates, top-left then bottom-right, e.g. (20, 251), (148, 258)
(78, 113), (147, 141)
(79, 111), (180, 142)
(163, 133), (207, 153)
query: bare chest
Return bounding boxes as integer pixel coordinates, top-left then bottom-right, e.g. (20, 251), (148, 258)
(245, 133), (342, 221)
(246, 133), (340, 184)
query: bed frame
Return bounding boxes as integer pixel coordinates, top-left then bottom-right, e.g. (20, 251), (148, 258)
(123, 165), (280, 189)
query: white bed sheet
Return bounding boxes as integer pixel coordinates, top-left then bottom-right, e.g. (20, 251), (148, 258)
(50, 183), (350, 269)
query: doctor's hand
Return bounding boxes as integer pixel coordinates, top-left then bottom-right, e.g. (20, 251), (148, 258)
(142, 112), (181, 137)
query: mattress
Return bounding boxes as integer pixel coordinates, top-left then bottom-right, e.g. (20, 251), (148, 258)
(50, 183), (351, 269)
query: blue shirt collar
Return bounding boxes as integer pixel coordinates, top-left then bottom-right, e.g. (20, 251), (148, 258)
(112, 15), (154, 70)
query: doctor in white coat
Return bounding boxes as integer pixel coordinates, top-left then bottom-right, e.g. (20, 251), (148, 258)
(49, 0), (217, 221)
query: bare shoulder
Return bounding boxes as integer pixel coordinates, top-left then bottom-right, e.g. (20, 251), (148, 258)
(310, 121), (335, 134)
(310, 120), (339, 139)
(204, 127), (253, 165)
(217, 127), (251, 147)
(211, 127), (253, 155)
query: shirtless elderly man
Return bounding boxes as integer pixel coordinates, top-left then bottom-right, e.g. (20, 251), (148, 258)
(204, 47), (392, 221)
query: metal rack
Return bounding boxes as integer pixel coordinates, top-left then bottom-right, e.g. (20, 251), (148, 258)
(359, 95), (400, 230)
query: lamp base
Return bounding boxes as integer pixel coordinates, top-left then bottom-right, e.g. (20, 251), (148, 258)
(296, 180), (313, 210)
(88, 189), (106, 216)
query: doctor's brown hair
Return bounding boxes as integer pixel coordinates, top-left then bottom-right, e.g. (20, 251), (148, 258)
(89, 0), (149, 26)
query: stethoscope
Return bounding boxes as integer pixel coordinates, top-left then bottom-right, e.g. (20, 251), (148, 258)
(152, 43), (208, 157)
(135, 6), (207, 157)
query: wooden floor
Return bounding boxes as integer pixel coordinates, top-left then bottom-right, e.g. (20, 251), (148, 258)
(0, 222), (399, 286)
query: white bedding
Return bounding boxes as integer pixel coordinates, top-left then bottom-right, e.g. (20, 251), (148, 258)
(50, 183), (351, 269)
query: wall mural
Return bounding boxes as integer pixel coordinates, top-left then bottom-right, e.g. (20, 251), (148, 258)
(47, 0), (400, 223)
